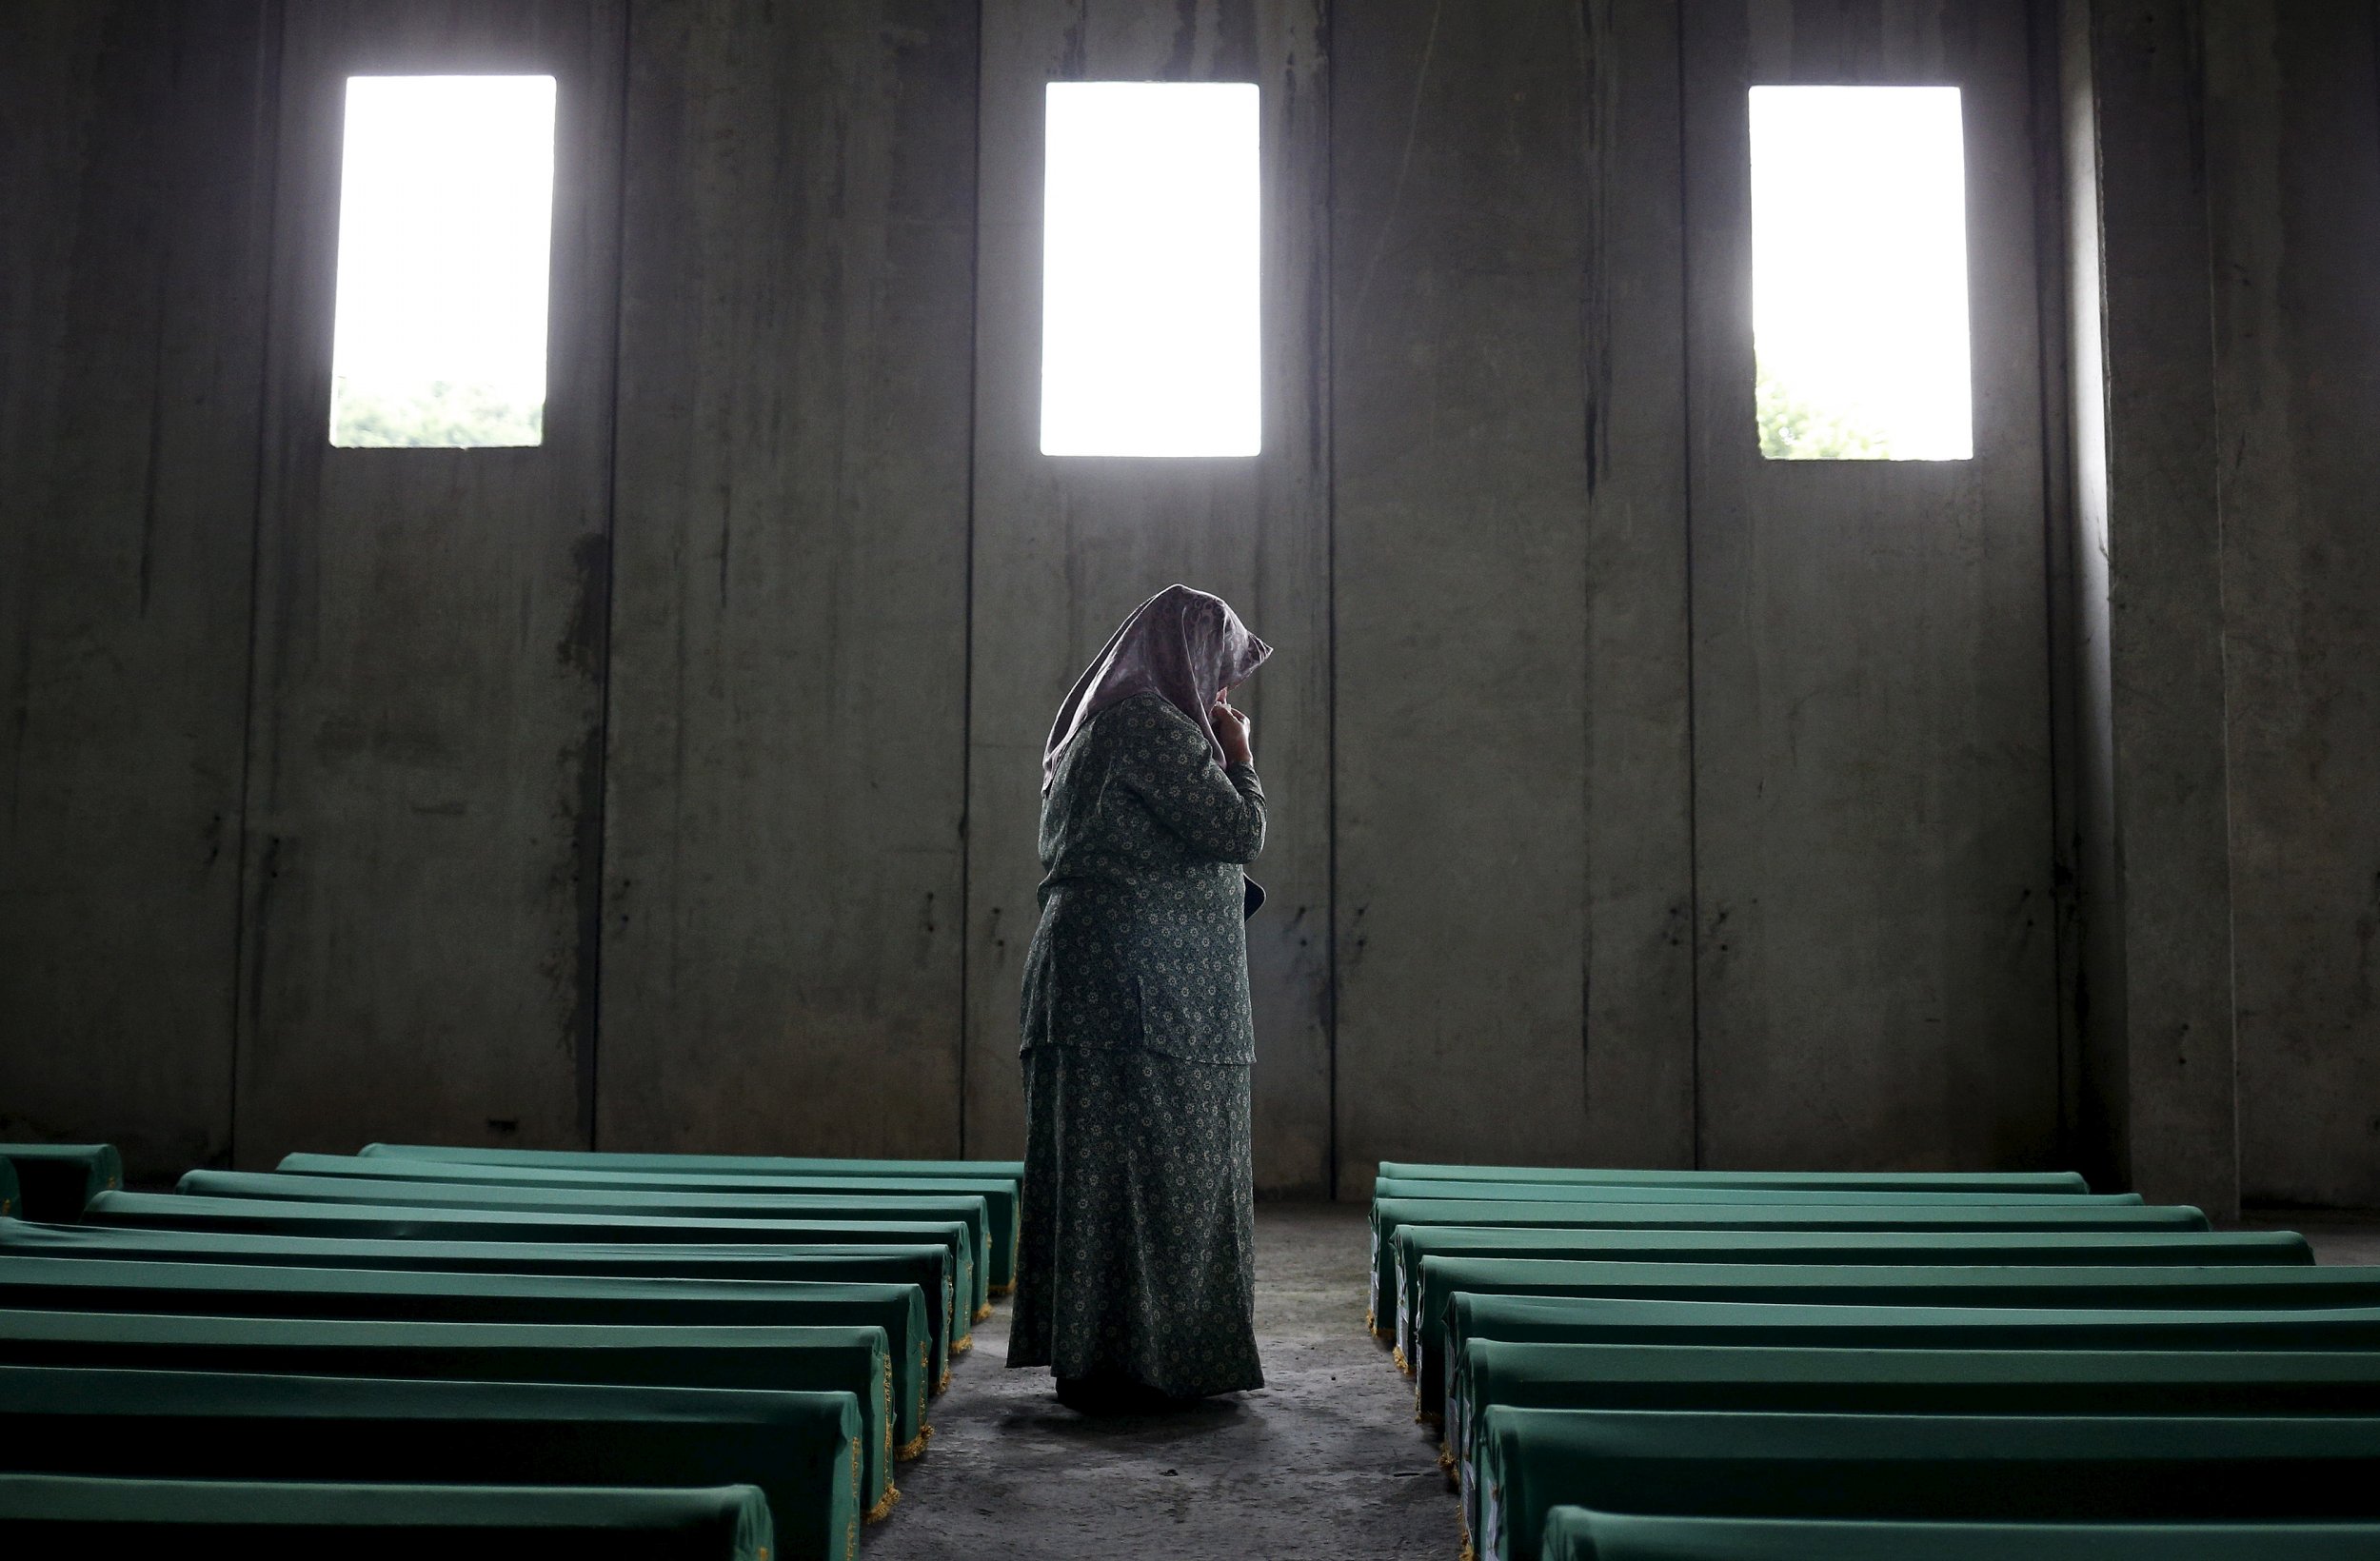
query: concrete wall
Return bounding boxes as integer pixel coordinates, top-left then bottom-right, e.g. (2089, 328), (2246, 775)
(5, 0), (2375, 1207)
(2058, 0), (2380, 1216)
(2201, 1), (2380, 1211)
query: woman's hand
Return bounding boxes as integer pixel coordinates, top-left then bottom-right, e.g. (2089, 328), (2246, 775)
(1212, 695), (1254, 767)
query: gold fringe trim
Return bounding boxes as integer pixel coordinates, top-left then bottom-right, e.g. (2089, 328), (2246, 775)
(974, 1303), (994, 1323)
(1459, 1540), (1475, 1561)
(987, 1281), (1015, 1297)
(845, 1435), (862, 1561)
(952, 1333), (974, 1355)
(1438, 1441), (1455, 1472)
(938, 1365), (952, 1393)
(1393, 1345), (1412, 1376)
(1365, 1307), (1377, 1333)
(863, 1484), (902, 1524)
(895, 1425), (935, 1462)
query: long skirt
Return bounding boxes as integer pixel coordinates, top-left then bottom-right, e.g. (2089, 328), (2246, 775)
(1005, 1045), (1263, 1398)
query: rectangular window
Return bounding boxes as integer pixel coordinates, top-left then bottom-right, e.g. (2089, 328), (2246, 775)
(1040, 82), (1260, 457)
(328, 74), (557, 448)
(1750, 85), (1972, 461)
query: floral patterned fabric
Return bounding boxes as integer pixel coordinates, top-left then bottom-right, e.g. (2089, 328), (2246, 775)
(1019, 693), (1265, 1065)
(1008, 692), (1266, 1396)
(1005, 1046), (1263, 1396)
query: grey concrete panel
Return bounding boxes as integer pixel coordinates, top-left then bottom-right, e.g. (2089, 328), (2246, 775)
(2055, 0), (2128, 1194)
(597, 0), (978, 1156)
(1683, 1), (2060, 1170)
(232, 2), (628, 1162)
(2204, 0), (2380, 1210)
(2022, 0), (2085, 1176)
(0, 3), (274, 1180)
(2068, 0), (2240, 1215)
(963, 0), (1333, 1192)
(1329, 0), (1596, 1191)
(1578, 1), (1698, 1170)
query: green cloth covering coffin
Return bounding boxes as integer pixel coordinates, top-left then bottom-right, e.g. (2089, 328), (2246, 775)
(0, 1364), (862, 1561)
(0, 1146), (118, 1222)
(0, 1216), (959, 1373)
(0, 1308), (906, 1519)
(175, 1170), (995, 1318)
(83, 1189), (977, 1349)
(0, 1254), (934, 1426)
(287, 1152), (1021, 1292)
(366, 1141), (1024, 1183)
(1390, 1227), (2313, 1362)
(1364, 1196), (2208, 1334)
(1374, 1177), (2142, 1207)
(1476, 1409), (2380, 1561)
(1376, 1162), (2091, 1193)
(1443, 1293), (2380, 1459)
(1410, 1258), (2380, 1413)
(1453, 1342), (2380, 1544)
(0, 1474), (775, 1561)
(1536, 1509), (2380, 1561)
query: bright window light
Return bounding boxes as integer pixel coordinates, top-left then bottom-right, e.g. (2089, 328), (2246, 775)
(1750, 85), (1972, 461)
(328, 75), (556, 448)
(1041, 82), (1260, 457)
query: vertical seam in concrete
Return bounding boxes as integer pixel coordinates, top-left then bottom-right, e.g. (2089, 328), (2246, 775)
(956, 0), (985, 1160)
(1574, 0), (1593, 1136)
(226, 0), (288, 1171)
(2027, 0), (2079, 1167)
(2189, 0), (2242, 1215)
(584, 0), (635, 1150)
(1321, 0), (1340, 1203)
(1674, 0), (1702, 1170)
(2086, 6), (2130, 1191)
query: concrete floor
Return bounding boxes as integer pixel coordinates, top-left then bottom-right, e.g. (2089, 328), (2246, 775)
(868, 1203), (2380, 1560)
(866, 1201), (1455, 1560)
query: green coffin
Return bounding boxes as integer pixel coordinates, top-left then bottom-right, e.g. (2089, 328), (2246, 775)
(1477, 1408), (2380, 1561)
(1537, 1509), (2380, 1561)
(1454, 1341), (2380, 1544)
(1376, 1163), (2090, 1194)
(0, 1216), (957, 1372)
(0, 1309), (903, 1518)
(1445, 1294), (2380, 1449)
(284, 1153), (1021, 1292)
(0, 1254), (933, 1422)
(0, 1146), (118, 1221)
(1392, 1225), (2313, 1354)
(1374, 1178), (2139, 1207)
(176, 1171), (994, 1317)
(1411, 1257), (2380, 1413)
(1366, 1197), (2209, 1334)
(84, 1190), (976, 1350)
(0, 1473), (775, 1561)
(0, 1365), (863, 1561)
(365, 1141), (1025, 1184)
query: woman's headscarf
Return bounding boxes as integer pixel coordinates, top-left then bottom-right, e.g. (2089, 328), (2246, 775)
(1042, 584), (1271, 792)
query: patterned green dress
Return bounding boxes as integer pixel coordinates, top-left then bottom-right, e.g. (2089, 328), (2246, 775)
(1007, 692), (1267, 1398)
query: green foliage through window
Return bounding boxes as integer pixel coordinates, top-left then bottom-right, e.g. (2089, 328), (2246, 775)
(330, 378), (544, 449)
(1755, 365), (1892, 461)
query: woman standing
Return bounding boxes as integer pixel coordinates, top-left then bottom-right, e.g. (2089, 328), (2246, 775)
(1006, 583), (1271, 1412)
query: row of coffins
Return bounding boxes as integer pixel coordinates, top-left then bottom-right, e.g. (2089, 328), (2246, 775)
(1369, 1159), (2380, 1561)
(0, 1139), (1024, 1560)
